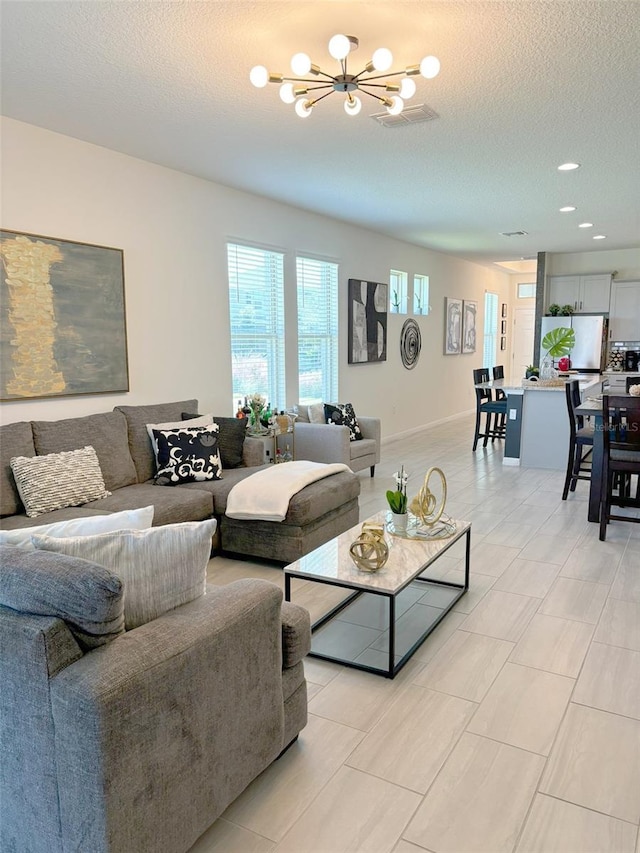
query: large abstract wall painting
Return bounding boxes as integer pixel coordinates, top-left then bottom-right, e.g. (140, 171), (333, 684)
(0, 230), (129, 401)
(444, 297), (462, 355)
(462, 300), (478, 354)
(348, 278), (387, 364)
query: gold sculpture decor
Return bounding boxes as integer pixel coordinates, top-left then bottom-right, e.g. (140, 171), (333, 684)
(409, 467), (447, 526)
(349, 521), (389, 573)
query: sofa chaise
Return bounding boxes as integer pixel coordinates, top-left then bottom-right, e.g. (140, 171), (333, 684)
(0, 399), (361, 563)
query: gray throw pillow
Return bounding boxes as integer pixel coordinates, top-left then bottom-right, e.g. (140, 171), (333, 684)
(183, 413), (247, 468)
(0, 544), (125, 650)
(31, 519), (217, 629)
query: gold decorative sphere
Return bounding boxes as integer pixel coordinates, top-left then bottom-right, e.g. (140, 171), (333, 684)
(349, 521), (389, 572)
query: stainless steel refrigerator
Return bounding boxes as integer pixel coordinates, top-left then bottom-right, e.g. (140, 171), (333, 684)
(540, 314), (608, 372)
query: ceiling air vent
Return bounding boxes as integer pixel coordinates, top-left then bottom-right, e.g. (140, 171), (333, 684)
(371, 104), (439, 128)
(500, 231), (529, 237)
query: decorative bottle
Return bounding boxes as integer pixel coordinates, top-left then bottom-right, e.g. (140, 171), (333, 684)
(282, 444), (293, 463)
(235, 400), (245, 419)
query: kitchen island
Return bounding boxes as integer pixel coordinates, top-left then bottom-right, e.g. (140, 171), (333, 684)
(478, 375), (602, 469)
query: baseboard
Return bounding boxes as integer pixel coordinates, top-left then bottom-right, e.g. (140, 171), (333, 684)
(381, 409), (475, 445)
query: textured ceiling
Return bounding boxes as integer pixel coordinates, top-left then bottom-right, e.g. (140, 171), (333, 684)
(2, 0), (639, 268)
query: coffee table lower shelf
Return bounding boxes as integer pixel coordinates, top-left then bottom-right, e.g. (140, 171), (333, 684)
(285, 523), (470, 679)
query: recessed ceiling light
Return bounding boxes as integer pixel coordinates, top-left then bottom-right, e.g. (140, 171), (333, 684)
(578, 222), (593, 228)
(558, 162), (580, 171)
(593, 234), (606, 240)
(559, 206), (576, 212)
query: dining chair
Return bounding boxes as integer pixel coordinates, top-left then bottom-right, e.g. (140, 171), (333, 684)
(562, 379), (594, 499)
(599, 394), (640, 540)
(472, 367), (507, 451)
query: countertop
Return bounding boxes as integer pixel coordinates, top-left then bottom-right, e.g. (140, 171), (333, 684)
(479, 375), (602, 394)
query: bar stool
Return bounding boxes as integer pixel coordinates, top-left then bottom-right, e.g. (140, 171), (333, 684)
(472, 367), (507, 451)
(562, 379), (594, 499)
(599, 394), (640, 540)
(492, 365), (507, 430)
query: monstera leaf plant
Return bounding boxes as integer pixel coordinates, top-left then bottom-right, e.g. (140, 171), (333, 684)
(541, 326), (575, 359)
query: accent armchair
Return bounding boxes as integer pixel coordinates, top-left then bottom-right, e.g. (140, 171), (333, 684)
(293, 404), (381, 476)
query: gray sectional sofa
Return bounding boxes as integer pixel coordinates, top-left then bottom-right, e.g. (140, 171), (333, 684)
(0, 543), (311, 853)
(0, 399), (361, 562)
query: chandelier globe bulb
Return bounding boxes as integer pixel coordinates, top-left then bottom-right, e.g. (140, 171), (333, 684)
(372, 47), (393, 71)
(328, 34), (351, 60)
(295, 98), (313, 118)
(344, 95), (362, 116)
(420, 55), (440, 79)
(386, 95), (404, 116)
(249, 65), (269, 88)
(279, 82), (296, 104)
(399, 77), (416, 99)
(291, 52), (311, 75)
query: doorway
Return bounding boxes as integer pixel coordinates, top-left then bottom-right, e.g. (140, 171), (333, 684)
(512, 308), (535, 381)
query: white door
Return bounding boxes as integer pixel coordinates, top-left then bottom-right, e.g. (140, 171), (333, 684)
(512, 308), (535, 380)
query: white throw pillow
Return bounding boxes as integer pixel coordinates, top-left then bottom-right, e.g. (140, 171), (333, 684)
(31, 518), (217, 629)
(10, 446), (111, 517)
(308, 403), (326, 424)
(146, 414), (213, 455)
(0, 506), (155, 550)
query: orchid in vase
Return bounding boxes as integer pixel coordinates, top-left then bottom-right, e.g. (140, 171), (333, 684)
(386, 466), (409, 516)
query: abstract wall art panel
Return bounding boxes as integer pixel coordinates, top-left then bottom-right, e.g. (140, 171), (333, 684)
(0, 230), (129, 401)
(348, 278), (388, 364)
(462, 299), (478, 354)
(444, 297), (462, 355)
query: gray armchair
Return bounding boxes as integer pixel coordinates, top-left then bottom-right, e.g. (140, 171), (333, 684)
(293, 406), (381, 476)
(0, 545), (310, 853)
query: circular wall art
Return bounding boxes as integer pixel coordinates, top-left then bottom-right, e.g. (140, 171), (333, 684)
(400, 318), (421, 369)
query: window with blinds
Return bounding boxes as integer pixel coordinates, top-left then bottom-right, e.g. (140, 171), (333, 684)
(483, 291), (499, 368)
(296, 256), (338, 404)
(227, 242), (286, 411)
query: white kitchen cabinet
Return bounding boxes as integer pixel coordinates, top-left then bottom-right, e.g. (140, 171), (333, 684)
(609, 280), (640, 341)
(547, 274), (611, 313)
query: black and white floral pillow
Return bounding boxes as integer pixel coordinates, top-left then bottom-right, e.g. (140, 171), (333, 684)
(152, 425), (222, 485)
(323, 403), (363, 441)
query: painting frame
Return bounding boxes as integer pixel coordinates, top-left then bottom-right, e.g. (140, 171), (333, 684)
(501, 302), (508, 318)
(348, 278), (388, 364)
(501, 319), (507, 335)
(1, 229), (129, 401)
(444, 297), (462, 355)
(500, 336), (507, 351)
(462, 299), (478, 354)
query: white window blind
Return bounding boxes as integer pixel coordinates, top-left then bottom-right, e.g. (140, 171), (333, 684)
(227, 242), (285, 411)
(390, 269), (408, 314)
(483, 291), (499, 368)
(296, 256), (338, 404)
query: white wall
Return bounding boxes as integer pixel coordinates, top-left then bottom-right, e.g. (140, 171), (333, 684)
(547, 248), (640, 280)
(1, 118), (511, 438)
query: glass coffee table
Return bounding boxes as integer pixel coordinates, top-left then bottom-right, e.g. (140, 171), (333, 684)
(284, 511), (471, 678)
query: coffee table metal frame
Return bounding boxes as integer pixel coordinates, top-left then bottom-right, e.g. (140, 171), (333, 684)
(284, 516), (471, 679)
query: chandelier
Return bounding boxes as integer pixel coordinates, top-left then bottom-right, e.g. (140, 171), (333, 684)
(250, 33), (440, 118)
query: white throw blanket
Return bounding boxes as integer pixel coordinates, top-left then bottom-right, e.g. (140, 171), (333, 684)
(225, 461), (350, 522)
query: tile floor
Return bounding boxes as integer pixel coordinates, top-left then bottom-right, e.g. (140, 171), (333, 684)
(190, 415), (640, 853)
